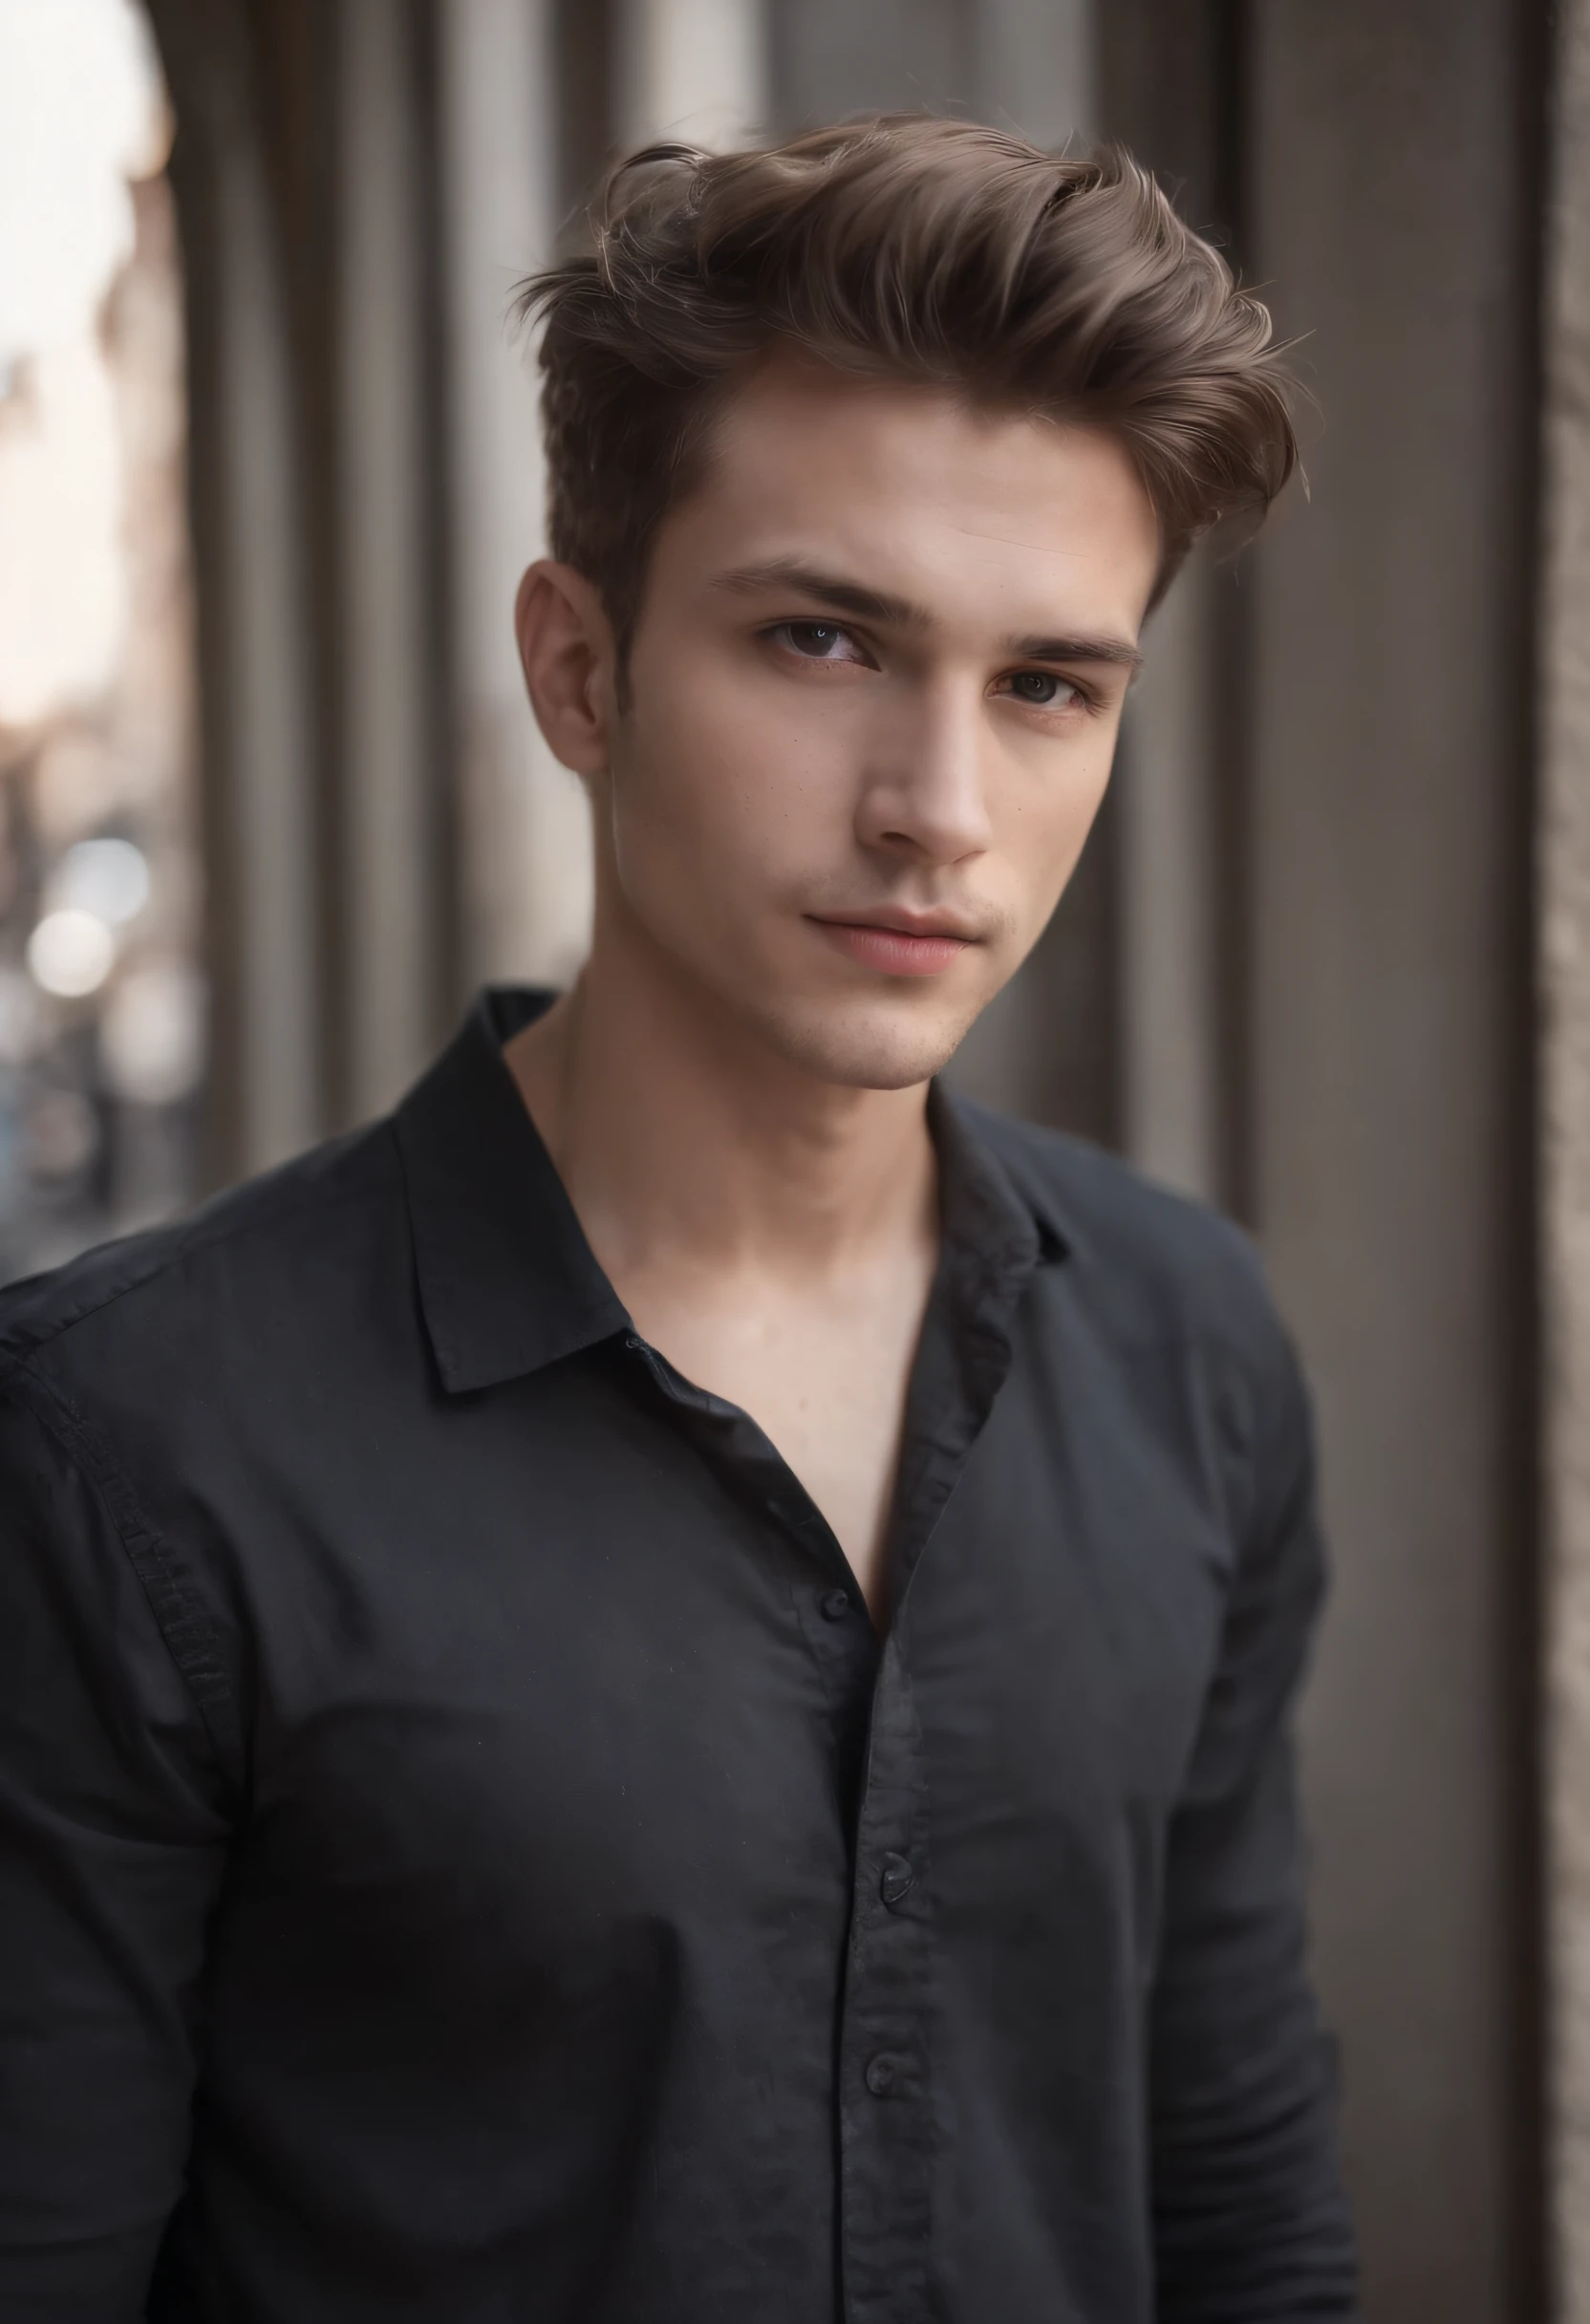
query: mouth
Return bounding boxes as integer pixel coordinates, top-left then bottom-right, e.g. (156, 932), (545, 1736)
(806, 913), (978, 979)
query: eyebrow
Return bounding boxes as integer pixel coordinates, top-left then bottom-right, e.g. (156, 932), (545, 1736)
(710, 556), (1144, 673)
(712, 558), (930, 633)
(1009, 631), (1144, 674)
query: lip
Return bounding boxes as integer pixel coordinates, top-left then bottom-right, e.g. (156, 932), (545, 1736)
(806, 913), (978, 979)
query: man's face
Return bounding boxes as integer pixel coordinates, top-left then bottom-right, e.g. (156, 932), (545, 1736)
(585, 355), (1160, 1089)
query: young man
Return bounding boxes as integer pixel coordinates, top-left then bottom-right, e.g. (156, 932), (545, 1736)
(0, 118), (1356, 2321)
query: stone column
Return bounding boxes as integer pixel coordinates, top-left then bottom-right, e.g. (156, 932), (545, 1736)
(148, 0), (326, 1175)
(1542, 0), (1590, 2310)
(437, 0), (593, 994)
(339, 0), (449, 1119)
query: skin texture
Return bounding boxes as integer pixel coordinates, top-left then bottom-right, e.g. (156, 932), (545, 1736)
(508, 354), (1161, 1617)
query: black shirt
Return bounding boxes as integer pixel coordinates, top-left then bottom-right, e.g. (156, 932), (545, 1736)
(0, 988), (1355, 2323)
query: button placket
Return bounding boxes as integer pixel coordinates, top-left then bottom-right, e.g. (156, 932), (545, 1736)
(829, 1152), (1038, 2317)
(836, 1632), (935, 2320)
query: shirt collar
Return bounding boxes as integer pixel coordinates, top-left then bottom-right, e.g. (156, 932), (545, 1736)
(395, 986), (1071, 1397)
(929, 1084), (1074, 1276)
(395, 988), (629, 1393)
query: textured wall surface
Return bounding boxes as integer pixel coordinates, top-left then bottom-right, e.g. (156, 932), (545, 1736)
(1543, 1), (1590, 2311)
(1248, 4), (1538, 2313)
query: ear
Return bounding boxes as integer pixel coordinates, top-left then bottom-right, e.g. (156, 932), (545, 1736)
(514, 560), (617, 777)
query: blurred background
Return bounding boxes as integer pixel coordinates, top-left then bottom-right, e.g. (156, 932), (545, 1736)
(1, 0), (1586, 2314)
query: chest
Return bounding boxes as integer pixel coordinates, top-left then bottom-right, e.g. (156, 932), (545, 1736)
(616, 1262), (932, 1614)
(223, 1313), (1237, 1966)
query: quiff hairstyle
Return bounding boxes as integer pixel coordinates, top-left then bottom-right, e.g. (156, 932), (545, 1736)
(517, 115), (1297, 656)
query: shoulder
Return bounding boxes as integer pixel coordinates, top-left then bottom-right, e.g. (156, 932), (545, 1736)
(0, 1116), (405, 1395)
(959, 1098), (1292, 1379)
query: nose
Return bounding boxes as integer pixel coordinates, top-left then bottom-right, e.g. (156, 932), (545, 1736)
(853, 673), (994, 867)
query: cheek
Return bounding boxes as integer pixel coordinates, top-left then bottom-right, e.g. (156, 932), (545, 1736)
(996, 734), (1118, 908)
(1062, 742), (1117, 857)
(615, 656), (850, 890)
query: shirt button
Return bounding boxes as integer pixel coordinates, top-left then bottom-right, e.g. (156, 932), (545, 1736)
(865, 2053), (902, 2098)
(819, 1587), (852, 1622)
(879, 1851), (914, 1907)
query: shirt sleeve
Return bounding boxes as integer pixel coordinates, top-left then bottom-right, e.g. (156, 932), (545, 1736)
(1148, 1311), (1360, 2321)
(0, 1368), (234, 2320)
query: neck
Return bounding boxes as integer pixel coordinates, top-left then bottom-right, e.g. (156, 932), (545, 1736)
(505, 909), (937, 1283)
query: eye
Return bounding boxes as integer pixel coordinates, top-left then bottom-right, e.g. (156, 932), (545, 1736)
(771, 620), (866, 663)
(1003, 669), (1085, 709)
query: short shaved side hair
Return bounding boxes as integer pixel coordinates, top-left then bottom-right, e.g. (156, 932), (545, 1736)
(516, 115), (1298, 657)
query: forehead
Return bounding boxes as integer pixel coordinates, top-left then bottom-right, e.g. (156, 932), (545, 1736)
(658, 351), (1162, 635)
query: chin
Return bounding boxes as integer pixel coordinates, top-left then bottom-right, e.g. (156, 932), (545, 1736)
(743, 991), (978, 1092)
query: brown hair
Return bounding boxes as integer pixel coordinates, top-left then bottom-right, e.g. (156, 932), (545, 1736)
(516, 115), (1297, 656)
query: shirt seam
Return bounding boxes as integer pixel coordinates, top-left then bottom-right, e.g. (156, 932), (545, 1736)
(0, 1132), (396, 1367)
(0, 1355), (243, 1795)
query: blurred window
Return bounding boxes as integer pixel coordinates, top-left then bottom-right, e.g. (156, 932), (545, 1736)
(0, 0), (203, 1280)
